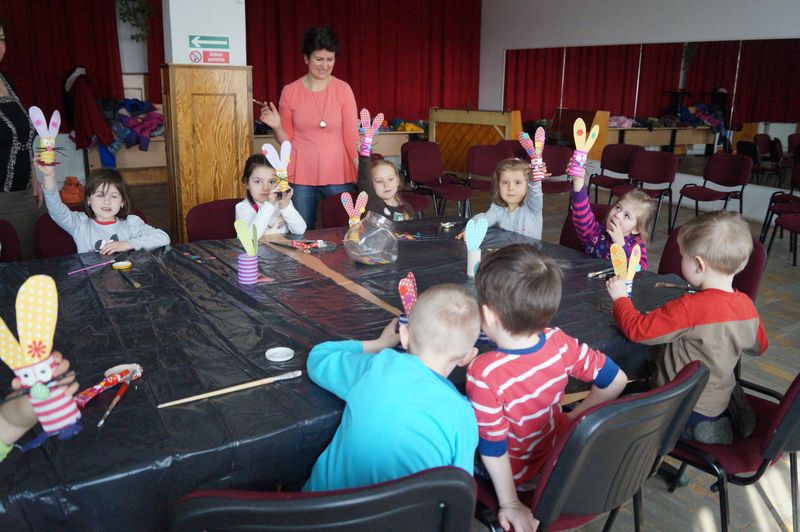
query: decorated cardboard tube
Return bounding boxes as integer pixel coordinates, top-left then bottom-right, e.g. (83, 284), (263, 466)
(237, 253), (259, 284)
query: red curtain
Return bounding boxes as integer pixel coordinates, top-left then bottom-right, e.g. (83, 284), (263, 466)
(561, 44), (640, 117)
(504, 47), (564, 121)
(146, 0), (164, 104)
(636, 43), (683, 117)
(734, 39), (800, 124)
(0, 1), (123, 125)
(683, 40), (740, 109)
(244, 0), (481, 121)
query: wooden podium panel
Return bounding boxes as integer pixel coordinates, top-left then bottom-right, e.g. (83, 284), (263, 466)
(429, 108), (522, 173)
(162, 65), (253, 242)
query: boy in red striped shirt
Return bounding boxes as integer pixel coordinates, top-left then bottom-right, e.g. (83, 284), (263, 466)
(607, 211), (768, 445)
(467, 244), (627, 532)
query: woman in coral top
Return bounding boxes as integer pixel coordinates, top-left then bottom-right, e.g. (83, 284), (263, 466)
(260, 26), (359, 229)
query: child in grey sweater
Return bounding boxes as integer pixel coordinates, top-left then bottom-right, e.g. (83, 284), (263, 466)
(37, 162), (169, 254)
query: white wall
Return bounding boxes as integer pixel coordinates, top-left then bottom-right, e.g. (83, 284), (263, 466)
(163, 0), (246, 65)
(480, 0), (800, 109)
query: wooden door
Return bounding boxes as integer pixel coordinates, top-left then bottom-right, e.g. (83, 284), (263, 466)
(162, 65), (252, 242)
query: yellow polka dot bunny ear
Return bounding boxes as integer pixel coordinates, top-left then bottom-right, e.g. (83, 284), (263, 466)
(0, 275), (58, 372)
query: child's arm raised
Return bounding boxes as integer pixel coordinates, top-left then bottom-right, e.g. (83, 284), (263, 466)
(570, 180), (603, 246)
(35, 161), (85, 237)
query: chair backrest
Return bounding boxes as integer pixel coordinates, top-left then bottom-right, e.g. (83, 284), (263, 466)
(0, 219), (22, 262)
(35, 214), (78, 259)
(559, 203), (611, 252)
(530, 362), (709, 526)
(628, 151), (678, 186)
(496, 139), (528, 160)
(762, 371), (800, 460)
(185, 198), (240, 242)
(770, 138), (784, 161)
(658, 226), (766, 301)
(404, 141), (445, 185)
(791, 159), (800, 193)
(788, 133), (799, 157)
(172, 466), (475, 532)
(542, 145), (573, 176)
(736, 140), (762, 166)
(753, 133), (771, 157)
(467, 144), (508, 178)
(321, 194), (350, 228)
(703, 152), (752, 188)
(599, 143), (644, 174)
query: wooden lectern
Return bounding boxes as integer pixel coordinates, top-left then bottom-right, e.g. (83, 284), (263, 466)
(161, 65), (253, 242)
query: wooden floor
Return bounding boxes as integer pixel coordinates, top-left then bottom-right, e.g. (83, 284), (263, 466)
(129, 172), (797, 531)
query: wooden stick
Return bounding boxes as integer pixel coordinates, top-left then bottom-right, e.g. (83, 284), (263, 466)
(158, 370), (302, 409)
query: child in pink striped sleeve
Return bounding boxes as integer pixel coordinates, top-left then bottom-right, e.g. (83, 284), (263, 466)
(467, 244), (627, 532)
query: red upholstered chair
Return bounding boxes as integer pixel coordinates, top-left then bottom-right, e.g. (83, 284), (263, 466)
(767, 213), (800, 266)
(540, 145), (573, 199)
(466, 144), (508, 193)
(475, 362), (708, 532)
(399, 191), (432, 218)
(754, 133), (771, 160)
(668, 372), (800, 532)
(0, 219), (22, 262)
(320, 194), (349, 228)
(759, 161), (800, 242)
(658, 226), (767, 301)
(559, 202), (611, 253)
(736, 141), (772, 184)
(611, 151), (678, 239)
(35, 207), (151, 259)
(172, 466), (475, 532)
(588, 143), (644, 203)
(671, 153), (752, 230)
(403, 141), (472, 217)
(496, 139), (527, 160)
(769, 138), (795, 188)
(788, 133), (799, 159)
(185, 199), (240, 242)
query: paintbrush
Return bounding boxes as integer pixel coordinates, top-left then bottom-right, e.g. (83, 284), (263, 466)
(654, 281), (695, 292)
(97, 378), (130, 428)
(587, 267), (615, 279)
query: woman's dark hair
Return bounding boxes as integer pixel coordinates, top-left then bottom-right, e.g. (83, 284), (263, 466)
(301, 26), (340, 56)
(241, 154), (274, 203)
(84, 169), (132, 220)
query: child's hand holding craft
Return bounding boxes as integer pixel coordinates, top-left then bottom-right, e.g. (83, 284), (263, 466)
(518, 127), (546, 182)
(359, 108), (384, 157)
(567, 118), (600, 182)
(606, 276), (628, 301)
(278, 187), (294, 209)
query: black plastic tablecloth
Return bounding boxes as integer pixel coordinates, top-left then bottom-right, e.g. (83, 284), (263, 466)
(0, 219), (684, 530)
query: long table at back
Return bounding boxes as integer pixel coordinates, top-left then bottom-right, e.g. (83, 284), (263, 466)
(0, 218), (684, 530)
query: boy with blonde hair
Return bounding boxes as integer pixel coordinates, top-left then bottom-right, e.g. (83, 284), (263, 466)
(304, 284), (481, 491)
(468, 244), (627, 532)
(608, 211), (768, 445)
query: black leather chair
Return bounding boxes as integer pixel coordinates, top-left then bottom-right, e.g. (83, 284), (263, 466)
(172, 466), (476, 532)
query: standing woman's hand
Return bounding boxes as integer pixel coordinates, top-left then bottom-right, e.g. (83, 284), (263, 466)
(260, 102), (281, 130)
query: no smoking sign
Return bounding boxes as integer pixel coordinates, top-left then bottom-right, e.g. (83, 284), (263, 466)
(189, 50), (202, 63)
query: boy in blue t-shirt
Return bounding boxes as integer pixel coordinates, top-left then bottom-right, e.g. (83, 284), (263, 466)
(304, 284), (481, 491)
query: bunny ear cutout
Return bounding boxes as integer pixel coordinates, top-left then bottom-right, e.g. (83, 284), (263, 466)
(263, 143), (282, 169)
(371, 112), (384, 132)
(28, 106), (50, 137)
(534, 127), (545, 155)
(48, 110), (61, 137)
(465, 218), (488, 251)
(610, 244), (628, 278)
(0, 315), (23, 371)
(234, 220), (257, 256)
(16, 275), (58, 367)
(398, 272), (418, 315)
(573, 118), (588, 151)
(518, 132), (535, 158)
(354, 191), (368, 213)
(583, 124), (600, 153)
(340, 192), (355, 216)
(279, 141), (291, 166)
(626, 245), (641, 281)
(359, 108), (372, 130)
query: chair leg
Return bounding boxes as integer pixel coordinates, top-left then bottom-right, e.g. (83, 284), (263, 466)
(760, 209), (774, 243)
(633, 489), (643, 532)
(667, 462), (688, 492)
(791, 452), (798, 532)
(695, 199), (699, 216)
(652, 195), (664, 241)
(767, 224), (779, 256)
(671, 194), (685, 232)
(794, 233), (798, 267)
(716, 478), (731, 532)
(602, 506), (621, 532)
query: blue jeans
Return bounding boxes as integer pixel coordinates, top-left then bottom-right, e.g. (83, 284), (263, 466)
(292, 183), (355, 230)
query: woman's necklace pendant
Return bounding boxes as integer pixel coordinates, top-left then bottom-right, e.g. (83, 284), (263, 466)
(319, 120), (327, 129)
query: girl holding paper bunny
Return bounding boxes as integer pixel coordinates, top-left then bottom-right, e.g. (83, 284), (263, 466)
(235, 142), (307, 239)
(568, 119), (655, 269)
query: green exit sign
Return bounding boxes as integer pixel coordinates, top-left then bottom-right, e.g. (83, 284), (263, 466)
(189, 35), (230, 49)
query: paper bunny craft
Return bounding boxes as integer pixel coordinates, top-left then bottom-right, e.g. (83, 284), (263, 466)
(262, 141), (292, 193)
(29, 106), (63, 165)
(518, 127), (547, 181)
(341, 191), (369, 227)
(566, 118), (600, 179)
(234, 220), (258, 256)
(359, 108), (384, 157)
(610, 243), (641, 297)
(397, 272), (418, 327)
(0, 275), (82, 451)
